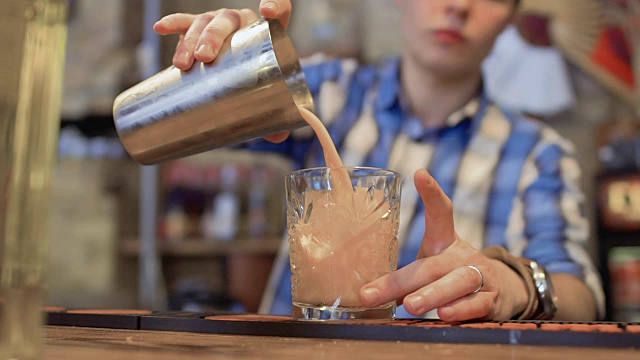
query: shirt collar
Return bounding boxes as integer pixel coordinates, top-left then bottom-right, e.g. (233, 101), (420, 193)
(445, 97), (480, 127)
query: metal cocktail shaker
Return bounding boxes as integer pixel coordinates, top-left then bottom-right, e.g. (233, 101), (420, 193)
(113, 18), (314, 165)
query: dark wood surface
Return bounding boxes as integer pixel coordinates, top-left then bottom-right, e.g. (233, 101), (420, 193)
(45, 311), (640, 349)
(45, 326), (640, 360)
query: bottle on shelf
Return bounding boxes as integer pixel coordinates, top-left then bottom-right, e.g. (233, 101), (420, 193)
(200, 192), (217, 241)
(209, 165), (240, 242)
(248, 166), (269, 238)
(163, 197), (188, 244)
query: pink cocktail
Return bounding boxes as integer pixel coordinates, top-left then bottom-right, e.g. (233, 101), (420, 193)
(285, 167), (402, 320)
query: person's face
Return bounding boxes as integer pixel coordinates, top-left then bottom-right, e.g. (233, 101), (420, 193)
(400, 0), (517, 77)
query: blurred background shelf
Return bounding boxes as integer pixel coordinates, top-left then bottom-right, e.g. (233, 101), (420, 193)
(42, 0), (640, 320)
(120, 237), (283, 257)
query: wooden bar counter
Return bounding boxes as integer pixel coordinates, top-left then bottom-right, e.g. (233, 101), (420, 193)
(43, 311), (640, 359)
(45, 325), (639, 360)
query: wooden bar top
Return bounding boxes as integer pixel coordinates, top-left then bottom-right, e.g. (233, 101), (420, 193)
(45, 326), (639, 360)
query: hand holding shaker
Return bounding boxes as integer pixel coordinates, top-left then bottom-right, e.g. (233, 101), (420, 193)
(113, 18), (314, 165)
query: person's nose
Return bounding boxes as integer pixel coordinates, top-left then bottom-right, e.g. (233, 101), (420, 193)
(445, 0), (470, 22)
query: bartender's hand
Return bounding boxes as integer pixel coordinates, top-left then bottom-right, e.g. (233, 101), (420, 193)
(359, 169), (530, 322)
(154, 0), (292, 70)
(153, 0), (293, 143)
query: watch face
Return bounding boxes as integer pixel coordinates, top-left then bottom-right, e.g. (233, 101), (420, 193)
(530, 261), (557, 320)
(540, 265), (558, 315)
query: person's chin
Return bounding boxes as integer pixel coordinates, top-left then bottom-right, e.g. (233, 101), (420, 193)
(414, 54), (467, 76)
(431, 63), (467, 77)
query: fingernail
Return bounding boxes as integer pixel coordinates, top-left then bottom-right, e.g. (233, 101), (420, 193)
(419, 169), (432, 185)
(439, 307), (452, 320)
(405, 295), (423, 313)
(261, 1), (279, 12)
(196, 44), (215, 59)
(362, 287), (380, 305)
(176, 51), (190, 64)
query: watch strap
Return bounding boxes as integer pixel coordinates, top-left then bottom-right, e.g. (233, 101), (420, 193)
(481, 245), (540, 320)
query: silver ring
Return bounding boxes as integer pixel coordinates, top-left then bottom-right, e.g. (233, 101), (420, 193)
(467, 265), (484, 293)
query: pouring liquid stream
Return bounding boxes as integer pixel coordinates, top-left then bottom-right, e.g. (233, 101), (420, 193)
(297, 106), (352, 203)
(297, 106), (391, 242)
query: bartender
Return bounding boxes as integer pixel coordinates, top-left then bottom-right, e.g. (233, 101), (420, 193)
(153, 0), (602, 322)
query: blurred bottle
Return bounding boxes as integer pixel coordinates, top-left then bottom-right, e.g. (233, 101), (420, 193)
(58, 127), (89, 158)
(248, 166), (269, 238)
(211, 165), (240, 241)
(609, 247), (640, 322)
(597, 117), (640, 171)
(163, 198), (188, 244)
(0, 1), (68, 359)
(200, 193), (217, 241)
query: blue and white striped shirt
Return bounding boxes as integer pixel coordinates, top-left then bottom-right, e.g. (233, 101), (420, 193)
(253, 56), (604, 318)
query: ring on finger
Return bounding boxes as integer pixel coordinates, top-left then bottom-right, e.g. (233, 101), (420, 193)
(467, 265), (484, 294)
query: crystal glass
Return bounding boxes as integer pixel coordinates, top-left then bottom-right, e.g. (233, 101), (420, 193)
(285, 167), (402, 320)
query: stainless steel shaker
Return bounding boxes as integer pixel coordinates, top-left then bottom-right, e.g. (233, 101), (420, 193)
(113, 18), (314, 165)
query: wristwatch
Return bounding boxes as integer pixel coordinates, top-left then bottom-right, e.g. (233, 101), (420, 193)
(527, 260), (558, 320)
(480, 246), (559, 320)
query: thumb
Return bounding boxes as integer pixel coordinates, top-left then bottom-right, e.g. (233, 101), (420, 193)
(414, 169), (456, 259)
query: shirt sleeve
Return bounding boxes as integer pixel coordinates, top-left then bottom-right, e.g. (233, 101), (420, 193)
(519, 128), (605, 318)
